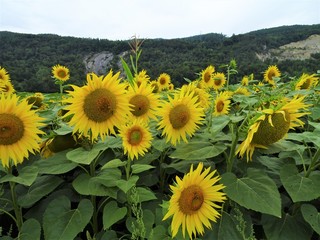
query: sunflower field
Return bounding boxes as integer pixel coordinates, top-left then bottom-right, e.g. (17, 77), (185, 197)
(0, 39), (320, 240)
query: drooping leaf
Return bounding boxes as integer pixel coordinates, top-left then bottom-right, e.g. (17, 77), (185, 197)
(0, 166), (38, 186)
(103, 200), (127, 229)
(221, 168), (281, 217)
(43, 196), (93, 240)
(19, 218), (41, 240)
(301, 204), (320, 235)
(280, 164), (320, 202)
(18, 175), (63, 207)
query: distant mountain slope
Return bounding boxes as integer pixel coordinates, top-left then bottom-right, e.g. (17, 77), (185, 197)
(0, 24), (320, 92)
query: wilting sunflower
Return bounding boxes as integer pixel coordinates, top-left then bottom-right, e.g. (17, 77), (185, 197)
(0, 94), (45, 167)
(0, 66), (10, 82)
(236, 95), (310, 161)
(212, 72), (226, 90)
(200, 65), (215, 89)
(263, 65), (281, 86)
(0, 80), (15, 95)
(52, 64), (70, 82)
(163, 162), (226, 239)
(118, 119), (153, 160)
(158, 90), (204, 146)
(126, 81), (160, 122)
(63, 71), (130, 141)
(213, 91), (231, 116)
(157, 73), (171, 91)
(295, 73), (319, 90)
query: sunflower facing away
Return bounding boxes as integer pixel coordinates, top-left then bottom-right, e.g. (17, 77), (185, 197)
(295, 73), (319, 90)
(0, 66), (10, 82)
(236, 95), (310, 161)
(200, 65), (215, 89)
(0, 94), (45, 167)
(118, 119), (153, 160)
(163, 162), (226, 239)
(212, 72), (226, 90)
(157, 90), (205, 146)
(213, 91), (231, 116)
(157, 73), (171, 91)
(263, 65), (281, 86)
(63, 71), (130, 141)
(126, 81), (160, 122)
(52, 64), (70, 82)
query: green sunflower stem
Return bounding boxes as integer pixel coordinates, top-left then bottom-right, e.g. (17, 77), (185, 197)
(9, 180), (23, 232)
(226, 123), (239, 172)
(305, 148), (320, 178)
(125, 158), (132, 180)
(89, 160), (98, 235)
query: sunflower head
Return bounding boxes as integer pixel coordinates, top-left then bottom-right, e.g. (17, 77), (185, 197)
(233, 87), (251, 96)
(157, 73), (171, 91)
(263, 65), (281, 86)
(0, 66), (10, 82)
(295, 73), (319, 90)
(0, 80), (15, 95)
(52, 64), (70, 82)
(163, 162), (226, 239)
(212, 72), (226, 90)
(118, 119), (153, 160)
(63, 71), (130, 141)
(181, 82), (211, 110)
(134, 69), (150, 87)
(241, 76), (249, 86)
(214, 91), (231, 116)
(0, 94), (45, 167)
(200, 65), (215, 88)
(26, 92), (45, 109)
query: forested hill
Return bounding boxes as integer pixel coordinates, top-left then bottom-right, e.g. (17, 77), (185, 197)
(1, 24), (320, 92)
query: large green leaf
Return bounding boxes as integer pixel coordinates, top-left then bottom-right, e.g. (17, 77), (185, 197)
(131, 164), (155, 174)
(101, 159), (127, 169)
(280, 164), (320, 202)
(103, 200), (127, 229)
(19, 218), (41, 240)
(116, 175), (139, 193)
(136, 187), (157, 202)
(170, 142), (226, 160)
(35, 150), (78, 174)
(221, 168), (281, 217)
(301, 204), (320, 235)
(18, 175), (63, 207)
(43, 196), (93, 240)
(0, 166), (38, 186)
(262, 212), (313, 240)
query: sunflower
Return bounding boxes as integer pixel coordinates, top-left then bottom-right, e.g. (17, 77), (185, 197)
(263, 65), (281, 86)
(0, 94), (45, 167)
(118, 119), (153, 160)
(150, 80), (160, 93)
(212, 72), (226, 90)
(0, 66), (10, 82)
(163, 162), (226, 239)
(158, 90), (204, 146)
(126, 81), (160, 122)
(52, 64), (70, 82)
(26, 92), (46, 109)
(133, 69), (150, 87)
(236, 95), (310, 161)
(241, 76), (249, 86)
(0, 80), (15, 95)
(157, 73), (171, 91)
(200, 65), (215, 89)
(233, 87), (251, 96)
(295, 73), (319, 90)
(63, 71), (130, 141)
(213, 91), (231, 116)
(180, 82), (211, 110)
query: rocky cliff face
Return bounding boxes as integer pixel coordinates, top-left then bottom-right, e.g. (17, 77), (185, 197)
(256, 34), (320, 62)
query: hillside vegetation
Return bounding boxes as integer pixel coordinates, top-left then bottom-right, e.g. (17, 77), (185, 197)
(1, 24), (320, 92)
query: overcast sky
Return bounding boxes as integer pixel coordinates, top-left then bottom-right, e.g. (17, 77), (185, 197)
(0, 0), (319, 40)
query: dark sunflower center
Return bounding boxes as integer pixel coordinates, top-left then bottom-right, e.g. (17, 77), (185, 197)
(151, 83), (159, 93)
(58, 70), (67, 78)
(252, 111), (290, 146)
(214, 78), (222, 86)
(204, 72), (211, 83)
(300, 79), (311, 89)
(128, 128), (143, 146)
(83, 88), (117, 122)
(0, 113), (24, 145)
(216, 100), (224, 112)
(159, 78), (166, 85)
(169, 104), (190, 129)
(179, 185), (204, 215)
(0, 74), (4, 80)
(129, 95), (150, 116)
(267, 71), (275, 80)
